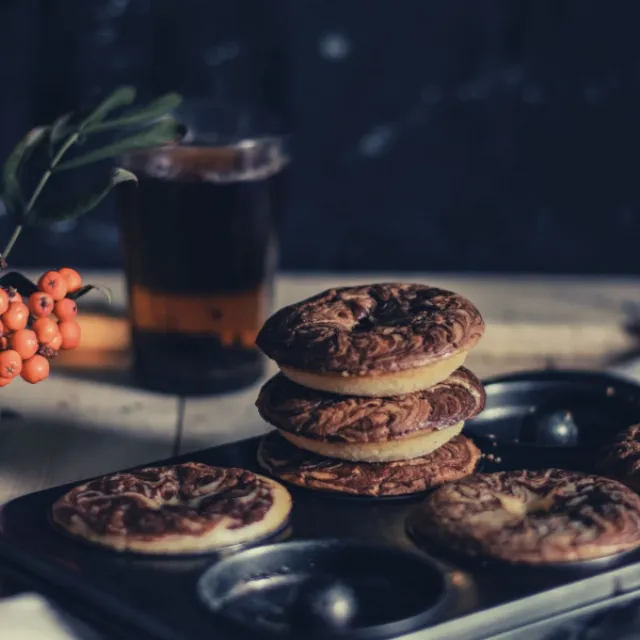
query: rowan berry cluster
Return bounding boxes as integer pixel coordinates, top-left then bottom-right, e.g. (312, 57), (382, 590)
(0, 268), (83, 386)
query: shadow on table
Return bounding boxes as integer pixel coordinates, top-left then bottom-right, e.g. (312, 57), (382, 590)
(53, 360), (135, 389)
(51, 306), (135, 389)
(0, 413), (176, 502)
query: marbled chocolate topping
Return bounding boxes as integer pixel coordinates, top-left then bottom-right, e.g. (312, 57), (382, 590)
(414, 469), (640, 564)
(257, 431), (481, 496)
(599, 424), (640, 490)
(52, 463), (273, 539)
(256, 284), (485, 375)
(256, 367), (485, 443)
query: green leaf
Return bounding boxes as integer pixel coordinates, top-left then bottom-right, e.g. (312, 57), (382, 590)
(53, 118), (185, 171)
(48, 112), (74, 157)
(83, 93), (183, 133)
(78, 86), (136, 130)
(67, 284), (112, 304)
(1, 126), (49, 217)
(29, 167), (137, 224)
(0, 272), (38, 297)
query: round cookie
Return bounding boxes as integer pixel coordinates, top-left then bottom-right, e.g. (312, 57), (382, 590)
(411, 469), (640, 564)
(599, 424), (640, 491)
(51, 463), (292, 554)
(257, 430), (481, 497)
(256, 367), (485, 462)
(256, 283), (485, 397)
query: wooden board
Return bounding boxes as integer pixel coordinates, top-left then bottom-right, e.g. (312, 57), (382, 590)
(1, 269), (639, 604)
(2, 270), (640, 496)
(0, 374), (179, 504)
(0, 271), (169, 504)
(34, 271), (640, 363)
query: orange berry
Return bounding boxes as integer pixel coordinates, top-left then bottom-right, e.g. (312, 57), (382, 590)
(54, 298), (77, 321)
(0, 376), (12, 387)
(59, 319), (81, 350)
(2, 301), (29, 331)
(0, 349), (22, 379)
(9, 329), (39, 360)
(0, 289), (8, 315)
(32, 317), (60, 345)
(37, 271), (68, 301)
(48, 333), (62, 351)
(58, 267), (83, 293)
(21, 355), (49, 384)
(28, 291), (55, 317)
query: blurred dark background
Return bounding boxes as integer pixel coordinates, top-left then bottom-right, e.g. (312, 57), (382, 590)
(1, 0), (639, 274)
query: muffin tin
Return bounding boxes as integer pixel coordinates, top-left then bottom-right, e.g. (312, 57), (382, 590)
(3, 370), (640, 639)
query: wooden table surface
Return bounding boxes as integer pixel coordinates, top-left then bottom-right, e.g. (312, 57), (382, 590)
(1, 269), (639, 628)
(1, 270), (640, 506)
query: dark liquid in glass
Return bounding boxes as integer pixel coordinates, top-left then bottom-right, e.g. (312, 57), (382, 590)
(118, 144), (283, 394)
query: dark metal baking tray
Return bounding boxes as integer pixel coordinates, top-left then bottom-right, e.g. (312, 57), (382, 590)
(2, 370), (640, 640)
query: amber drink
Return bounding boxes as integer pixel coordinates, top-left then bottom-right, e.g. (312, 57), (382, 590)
(118, 138), (287, 394)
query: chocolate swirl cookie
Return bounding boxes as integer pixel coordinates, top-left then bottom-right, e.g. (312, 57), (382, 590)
(256, 368), (485, 462)
(599, 424), (640, 491)
(51, 463), (292, 554)
(256, 284), (485, 396)
(257, 430), (481, 497)
(411, 469), (640, 564)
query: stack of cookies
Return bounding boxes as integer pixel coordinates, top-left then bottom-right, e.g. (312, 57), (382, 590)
(254, 283), (486, 497)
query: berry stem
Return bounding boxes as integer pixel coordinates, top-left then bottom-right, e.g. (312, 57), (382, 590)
(0, 224), (22, 267)
(0, 132), (80, 269)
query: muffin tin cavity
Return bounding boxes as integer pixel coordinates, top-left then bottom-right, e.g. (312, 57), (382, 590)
(6, 372), (640, 639)
(463, 371), (640, 471)
(197, 539), (450, 639)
